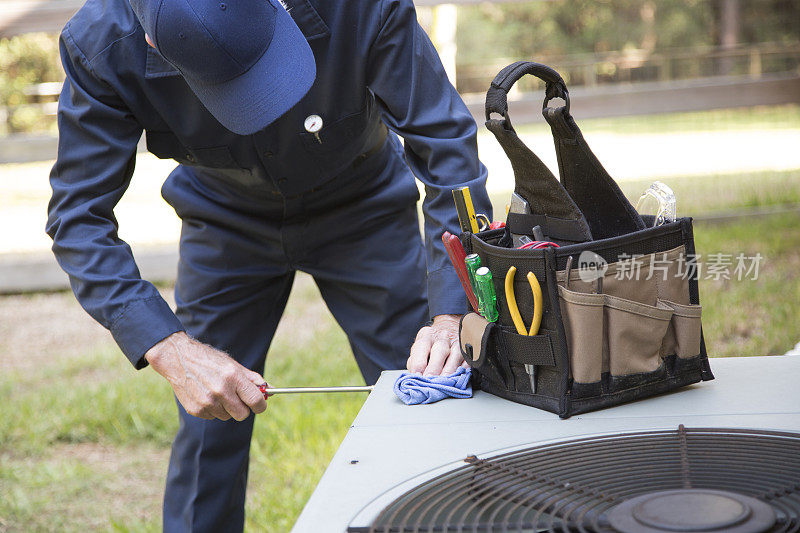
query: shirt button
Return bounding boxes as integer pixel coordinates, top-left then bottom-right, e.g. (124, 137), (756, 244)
(264, 151), (274, 158)
(186, 154), (195, 162)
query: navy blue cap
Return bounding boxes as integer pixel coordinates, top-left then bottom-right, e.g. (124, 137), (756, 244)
(130, 0), (315, 135)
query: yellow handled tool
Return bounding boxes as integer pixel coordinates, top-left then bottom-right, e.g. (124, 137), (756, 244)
(452, 186), (490, 233)
(504, 266), (543, 336)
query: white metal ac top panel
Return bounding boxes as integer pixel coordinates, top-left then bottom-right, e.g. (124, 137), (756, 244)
(291, 356), (800, 533)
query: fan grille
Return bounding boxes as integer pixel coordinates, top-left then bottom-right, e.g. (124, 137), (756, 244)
(349, 426), (800, 533)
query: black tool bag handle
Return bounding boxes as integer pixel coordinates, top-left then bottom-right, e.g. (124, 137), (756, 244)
(485, 61), (570, 120)
(485, 61), (646, 241)
(484, 62), (591, 245)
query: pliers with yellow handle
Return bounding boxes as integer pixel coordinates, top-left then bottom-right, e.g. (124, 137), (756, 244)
(504, 266), (543, 336)
(505, 266), (543, 393)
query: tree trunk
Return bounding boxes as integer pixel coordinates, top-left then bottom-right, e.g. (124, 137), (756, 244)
(719, 0), (740, 75)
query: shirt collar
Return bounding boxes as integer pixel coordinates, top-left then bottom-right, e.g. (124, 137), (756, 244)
(283, 0), (330, 41)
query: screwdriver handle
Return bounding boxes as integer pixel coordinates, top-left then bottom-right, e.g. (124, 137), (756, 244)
(442, 232), (480, 311)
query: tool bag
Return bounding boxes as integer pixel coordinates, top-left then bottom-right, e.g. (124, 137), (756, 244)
(458, 61), (714, 418)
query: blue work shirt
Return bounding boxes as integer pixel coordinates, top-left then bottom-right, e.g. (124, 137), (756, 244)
(47, 0), (492, 368)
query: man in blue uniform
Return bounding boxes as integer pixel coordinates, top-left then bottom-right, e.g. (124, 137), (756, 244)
(48, 0), (491, 529)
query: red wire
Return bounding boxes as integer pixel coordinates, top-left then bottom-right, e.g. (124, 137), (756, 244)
(518, 241), (560, 250)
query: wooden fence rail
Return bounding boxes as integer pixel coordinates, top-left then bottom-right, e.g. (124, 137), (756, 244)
(2, 73), (798, 164)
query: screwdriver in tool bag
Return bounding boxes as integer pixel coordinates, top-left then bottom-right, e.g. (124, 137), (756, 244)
(442, 231), (480, 311)
(475, 266), (499, 322)
(464, 253), (482, 312)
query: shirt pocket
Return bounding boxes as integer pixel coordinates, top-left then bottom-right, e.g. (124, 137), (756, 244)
(145, 131), (258, 186)
(146, 131), (238, 167)
(298, 100), (372, 157)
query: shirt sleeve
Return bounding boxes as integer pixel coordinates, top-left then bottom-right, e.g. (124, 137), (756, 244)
(366, 0), (492, 319)
(46, 25), (185, 369)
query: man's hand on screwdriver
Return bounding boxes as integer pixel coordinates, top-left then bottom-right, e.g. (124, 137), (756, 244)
(406, 314), (466, 376)
(145, 331), (267, 421)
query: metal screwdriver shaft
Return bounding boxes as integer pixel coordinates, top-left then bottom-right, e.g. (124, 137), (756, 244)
(259, 384), (374, 397)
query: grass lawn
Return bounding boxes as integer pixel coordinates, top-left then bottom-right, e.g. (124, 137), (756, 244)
(616, 169), (800, 216)
(0, 278), (360, 532)
(694, 213), (800, 357)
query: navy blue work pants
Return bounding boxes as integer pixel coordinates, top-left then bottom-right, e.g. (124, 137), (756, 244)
(160, 142), (429, 531)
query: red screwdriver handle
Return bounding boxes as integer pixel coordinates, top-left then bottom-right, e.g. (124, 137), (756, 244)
(442, 231), (480, 311)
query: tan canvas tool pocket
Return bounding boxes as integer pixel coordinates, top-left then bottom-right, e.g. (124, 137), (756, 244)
(459, 312), (493, 369)
(557, 287), (604, 384)
(661, 300), (703, 359)
(459, 313), (510, 388)
(604, 295), (674, 376)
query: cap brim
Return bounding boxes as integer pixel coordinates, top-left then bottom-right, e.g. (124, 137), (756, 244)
(184, 5), (316, 135)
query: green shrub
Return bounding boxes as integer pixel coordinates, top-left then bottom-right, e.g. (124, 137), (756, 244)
(0, 32), (63, 134)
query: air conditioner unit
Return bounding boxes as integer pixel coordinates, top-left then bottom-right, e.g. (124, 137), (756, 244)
(293, 356), (800, 533)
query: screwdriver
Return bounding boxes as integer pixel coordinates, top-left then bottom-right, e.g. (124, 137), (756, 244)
(475, 266), (499, 322)
(259, 383), (374, 397)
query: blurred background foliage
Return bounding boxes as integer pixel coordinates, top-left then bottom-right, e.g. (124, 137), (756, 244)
(458, 0), (800, 61)
(459, 0), (714, 60)
(453, 0), (800, 91)
(0, 32), (61, 134)
(1, 0), (798, 133)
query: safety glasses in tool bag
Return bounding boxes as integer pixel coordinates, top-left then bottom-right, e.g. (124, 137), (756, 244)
(458, 62), (714, 418)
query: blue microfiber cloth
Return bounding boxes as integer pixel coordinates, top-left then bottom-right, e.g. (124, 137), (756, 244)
(393, 367), (472, 405)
